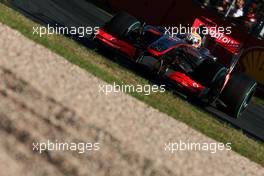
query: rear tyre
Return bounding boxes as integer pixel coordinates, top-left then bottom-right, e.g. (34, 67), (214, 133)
(103, 12), (141, 38)
(219, 73), (257, 118)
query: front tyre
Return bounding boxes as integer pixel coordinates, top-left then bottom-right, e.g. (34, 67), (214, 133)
(191, 59), (227, 101)
(191, 59), (227, 87)
(219, 73), (257, 118)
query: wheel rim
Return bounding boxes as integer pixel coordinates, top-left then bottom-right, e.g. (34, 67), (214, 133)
(236, 83), (257, 118)
(211, 67), (227, 85)
(208, 68), (227, 102)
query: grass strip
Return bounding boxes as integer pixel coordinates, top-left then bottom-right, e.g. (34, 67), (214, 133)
(0, 2), (263, 166)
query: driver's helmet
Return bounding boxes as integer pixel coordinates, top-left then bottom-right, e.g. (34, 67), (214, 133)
(186, 31), (202, 48)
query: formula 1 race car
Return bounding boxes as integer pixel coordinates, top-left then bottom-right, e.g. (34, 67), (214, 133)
(93, 12), (257, 118)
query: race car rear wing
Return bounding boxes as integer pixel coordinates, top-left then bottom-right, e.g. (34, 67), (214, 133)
(192, 17), (241, 54)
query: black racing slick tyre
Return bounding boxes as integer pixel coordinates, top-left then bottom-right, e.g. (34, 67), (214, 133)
(191, 59), (227, 87)
(103, 12), (141, 38)
(219, 73), (257, 118)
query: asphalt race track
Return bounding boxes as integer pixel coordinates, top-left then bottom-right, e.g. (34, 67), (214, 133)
(8, 0), (264, 141)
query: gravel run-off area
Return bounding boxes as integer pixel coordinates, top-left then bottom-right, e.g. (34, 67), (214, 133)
(0, 23), (264, 176)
